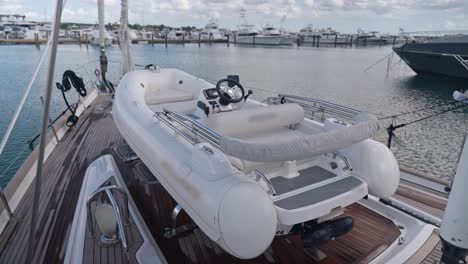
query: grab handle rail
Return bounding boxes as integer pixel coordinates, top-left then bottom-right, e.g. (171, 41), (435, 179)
(155, 108), (222, 148)
(156, 107), (355, 169)
(255, 170), (277, 196)
(86, 185), (129, 252)
(266, 94), (362, 122)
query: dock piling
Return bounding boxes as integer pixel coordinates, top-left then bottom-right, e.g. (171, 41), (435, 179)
(34, 33), (39, 48)
(392, 36), (397, 46)
(198, 33), (201, 46)
(227, 35), (230, 46)
(152, 32), (154, 46)
(253, 35), (256, 46)
(165, 34), (168, 47)
(334, 35), (338, 47)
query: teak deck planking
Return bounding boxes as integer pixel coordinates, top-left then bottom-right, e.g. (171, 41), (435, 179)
(0, 95), (450, 263)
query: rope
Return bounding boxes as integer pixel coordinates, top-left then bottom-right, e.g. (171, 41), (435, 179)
(364, 52), (394, 72)
(378, 101), (461, 120)
(404, 104), (467, 126)
(55, 70), (87, 127)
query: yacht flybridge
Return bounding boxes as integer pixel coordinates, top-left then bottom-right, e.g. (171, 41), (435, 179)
(1, 0), (468, 263)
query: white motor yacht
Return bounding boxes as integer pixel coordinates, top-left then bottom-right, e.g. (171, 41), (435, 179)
(89, 29), (113, 46)
(356, 29), (387, 45)
(200, 20), (225, 40)
(234, 25), (284, 45)
(261, 24), (294, 45)
(317, 27), (350, 44)
(166, 28), (187, 40)
(299, 24), (319, 43)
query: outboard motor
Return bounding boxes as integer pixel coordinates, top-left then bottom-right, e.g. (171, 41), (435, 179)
(440, 135), (468, 264)
(290, 217), (354, 248)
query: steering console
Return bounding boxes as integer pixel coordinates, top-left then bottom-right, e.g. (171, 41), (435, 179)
(216, 78), (245, 105)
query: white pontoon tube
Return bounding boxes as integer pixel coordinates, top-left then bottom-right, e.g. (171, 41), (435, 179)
(220, 112), (379, 162)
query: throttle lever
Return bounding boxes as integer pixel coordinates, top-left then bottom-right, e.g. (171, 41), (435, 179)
(244, 90), (253, 102)
(197, 101), (210, 117)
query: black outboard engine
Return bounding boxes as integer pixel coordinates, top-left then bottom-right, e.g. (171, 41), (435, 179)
(290, 217), (354, 248)
(440, 135), (468, 264)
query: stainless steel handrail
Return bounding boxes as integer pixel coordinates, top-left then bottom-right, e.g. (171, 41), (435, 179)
(156, 106), (354, 181)
(86, 185), (129, 252)
(266, 94), (362, 122)
(255, 170), (277, 196)
(155, 108), (222, 148)
(333, 152), (353, 171)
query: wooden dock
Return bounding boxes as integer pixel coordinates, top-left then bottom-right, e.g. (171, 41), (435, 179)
(0, 94), (453, 263)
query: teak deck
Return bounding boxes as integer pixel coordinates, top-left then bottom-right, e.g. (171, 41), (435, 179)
(0, 95), (449, 263)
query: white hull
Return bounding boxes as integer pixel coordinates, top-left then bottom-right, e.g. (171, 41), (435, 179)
(200, 32), (225, 40)
(89, 37), (113, 46)
(234, 35), (283, 45)
(356, 37), (387, 44)
(279, 36), (295, 45)
(302, 36), (350, 44)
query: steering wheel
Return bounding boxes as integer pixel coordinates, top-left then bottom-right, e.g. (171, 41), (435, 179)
(216, 78), (245, 105)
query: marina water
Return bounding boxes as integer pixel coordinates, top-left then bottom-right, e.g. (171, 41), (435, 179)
(1, 43), (467, 187)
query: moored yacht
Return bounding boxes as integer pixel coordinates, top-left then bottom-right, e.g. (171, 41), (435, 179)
(356, 29), (387, 45)
(200, 20), (225, 40)
(298, 24), (318, 43)
(166, 28), (187, 40)
(261, 24), (294, 45)
(232, 9), (283, 45)
(393, 34), (468, 79)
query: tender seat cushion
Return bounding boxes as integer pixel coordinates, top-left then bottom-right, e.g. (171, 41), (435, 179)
(203, 103), (304, 137)
(145, 87), (194, 105)
(202, 104), (305, 173)
(226, 127), (303, 173)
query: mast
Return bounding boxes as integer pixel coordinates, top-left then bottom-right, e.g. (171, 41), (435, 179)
(119, 0), (134, 76)
(98, 0), (108, 86)
(26, 0), (64, 262)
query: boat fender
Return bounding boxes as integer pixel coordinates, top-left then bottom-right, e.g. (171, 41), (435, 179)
(218, 182), (277, 259)
(323, 118), (399, 198)
(340, 139), (399, 199)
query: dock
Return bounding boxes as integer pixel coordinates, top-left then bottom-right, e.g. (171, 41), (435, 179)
(0, 38), (228, 45)
(0, 94), (451, 263)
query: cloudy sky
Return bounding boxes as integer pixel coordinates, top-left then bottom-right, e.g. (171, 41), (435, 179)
(1, 0), (467, 33)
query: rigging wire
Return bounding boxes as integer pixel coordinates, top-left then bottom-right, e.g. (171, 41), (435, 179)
(378, 101), (462, 120)
(386, 103), (467, 148)
(0, 144), (32, 184)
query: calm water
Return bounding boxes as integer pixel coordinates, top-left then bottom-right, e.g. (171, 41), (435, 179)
(1, 43), (467, 187)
